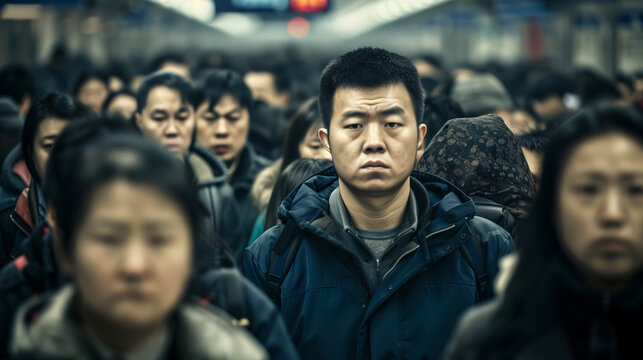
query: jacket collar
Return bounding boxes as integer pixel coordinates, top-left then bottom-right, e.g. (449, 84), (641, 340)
(230, 143), (269, 195)
(0, 145), (30, 196)
(187, 144), (229, 186)
(278, 167), (476, 257)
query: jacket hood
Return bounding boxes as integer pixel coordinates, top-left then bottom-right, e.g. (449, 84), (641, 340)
(187, 144), (229, 187)
(277, 167), (476, 238)
(10, 285), (267, 360)
(0, 145), (30, 196)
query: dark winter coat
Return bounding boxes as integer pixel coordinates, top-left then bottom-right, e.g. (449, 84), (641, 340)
(9, 284), (268, 360)
(228, 144), (270, 260)
(242, 167), (515, 360)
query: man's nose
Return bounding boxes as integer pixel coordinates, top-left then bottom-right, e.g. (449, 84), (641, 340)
(363, 124), (385, 154)
(214, 119), (229, 138)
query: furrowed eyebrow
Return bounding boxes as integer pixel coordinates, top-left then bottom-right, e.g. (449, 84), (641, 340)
(378, 106), (405, 117)
(341, 110), (367, 120)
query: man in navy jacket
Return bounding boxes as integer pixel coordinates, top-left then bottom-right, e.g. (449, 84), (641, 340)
(242, 47), (515, 359)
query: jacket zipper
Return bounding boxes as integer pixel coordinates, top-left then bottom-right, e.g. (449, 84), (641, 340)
(10, 213), (31, 237)
(381, 224), (457, 279)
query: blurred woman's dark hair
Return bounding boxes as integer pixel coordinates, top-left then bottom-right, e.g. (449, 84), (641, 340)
(43, 117), (202, 259)
(193, 69), (252, 111)
(477, 106), (643, 358)
(21, 92), (94, 184)
(264, 158), (333, 231)
(280, 97), (324, 173)
(70, 69), (109, 98)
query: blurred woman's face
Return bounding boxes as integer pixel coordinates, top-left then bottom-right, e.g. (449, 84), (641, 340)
(78, 78), (109, 114)
(68, 180), (193, 330)
(298, 125), (331, 160)
(556, 132), (643, 290)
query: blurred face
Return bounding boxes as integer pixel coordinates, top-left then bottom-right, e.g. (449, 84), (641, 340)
(159, 62), (191, 82)
(68, 180), (192, 330)
(244, 71), (289, 108)
(33, 117), (69, 179)
(195, 95), (249, 164)
(532, 95), (567, 120)
(77, 78), (109, 114)
(136, 86), (194, 155)
(556, 132), (643, 290)
(319, 84), (426, 195)
(298, 125), (331, 160)
(106, 94), (137, 120)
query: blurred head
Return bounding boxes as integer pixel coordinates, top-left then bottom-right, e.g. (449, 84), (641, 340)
(281, 97), (331, 172)
(450, 73), (514, 118)
(103, 90), (137, 120)
(318, 47), (426, 196)
(194, 69), (252, 164)
(530, 106), (643, 291)
(0, 64), (34, 115)
(150, 52), (191, 81)
(515, 128), (552, 187)
(575, 70), (621, 108)
(526, 75), (569, 121)
(244, 64), (290, 108)
(135, 72), (195, 155)
(264, 158), (333, 231)
(44, 121), (200, 332)
(22, 92), (93, 184)
(72, 70), (110, 115)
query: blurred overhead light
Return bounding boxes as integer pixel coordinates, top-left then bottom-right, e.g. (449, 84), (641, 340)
(287, 16), (310, 38)
(147, 0), (214, 23)
(322, 0), (451, 38)
(1, 4), (42, 20)
(208, 13), (260, 36)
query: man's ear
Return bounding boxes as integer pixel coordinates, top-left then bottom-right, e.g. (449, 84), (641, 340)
(319, 128), (331, 153)
(417, 124), (427, 149)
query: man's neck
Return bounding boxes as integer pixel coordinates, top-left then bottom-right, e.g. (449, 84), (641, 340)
(338, 178), (411, 231)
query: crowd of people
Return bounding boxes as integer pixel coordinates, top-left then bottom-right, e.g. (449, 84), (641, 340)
(0, 43), (641, 360)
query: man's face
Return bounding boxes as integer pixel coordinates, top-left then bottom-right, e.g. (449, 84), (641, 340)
(556, 132), (643, 289)
(195, 94), (250, 164)
(244, 71), (289, 108)
(319, 84), (426, 195)
(135, 86), (194, 155)
(33, 117), (69, 179)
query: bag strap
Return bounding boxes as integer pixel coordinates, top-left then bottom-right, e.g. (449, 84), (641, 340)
(459, 220), (490, 302)
(267, 219), (302, 308)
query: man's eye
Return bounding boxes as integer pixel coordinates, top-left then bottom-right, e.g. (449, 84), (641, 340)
(628, 185), (643, 196)
(573, 184), (599, 196)
(94, 234), (121, 246)
(149, 236), (170, 247)
(151, 116), (166, 122)
(385, 122), (401, 128)
(226, 115), (240, 122)
(345, 124), (362, 130)
(176, 115), (189, 121)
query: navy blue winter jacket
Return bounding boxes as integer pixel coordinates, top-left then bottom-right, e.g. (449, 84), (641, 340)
(242, 168), (515, 360)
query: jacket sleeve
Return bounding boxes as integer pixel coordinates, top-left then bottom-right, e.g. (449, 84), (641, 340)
(241, 225), (282, 296)
(442, 300), (500, 360)
(242, 275), (300, 360)
(470, 216), (516, 296)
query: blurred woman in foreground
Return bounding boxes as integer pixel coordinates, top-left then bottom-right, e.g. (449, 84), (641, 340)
(9, 131), (266, 359)
(444, 106), (643, 360)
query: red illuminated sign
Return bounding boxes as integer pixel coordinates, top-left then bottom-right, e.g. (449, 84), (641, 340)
(290, 0), (327, 13)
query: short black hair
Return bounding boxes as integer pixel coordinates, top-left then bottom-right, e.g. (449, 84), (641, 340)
(515, 128), (552, 152)
(22, 92), (94, 184)
(319, 47), (424, 129)
(70, 69), (109, 98)
(0, 64), (35, 105)
(246, 61), (292, 93)
(136, 71), (194, 113)
(193, 69), (252, 111)
(422, 95), (464, 143)
(526, 75), (567, 102)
